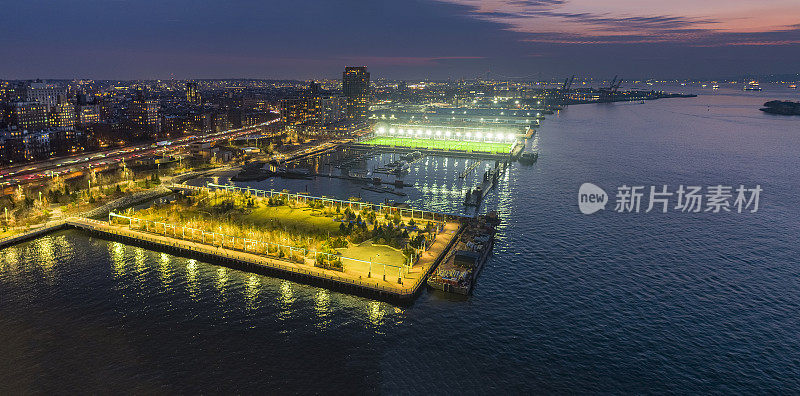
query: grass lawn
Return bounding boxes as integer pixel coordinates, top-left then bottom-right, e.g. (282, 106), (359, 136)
(243, 206), (342, 235)
(363, 137), (512, 154)
(336, 240), (406, 267)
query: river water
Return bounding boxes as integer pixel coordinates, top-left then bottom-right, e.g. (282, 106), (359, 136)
(2, 85), (799, 393)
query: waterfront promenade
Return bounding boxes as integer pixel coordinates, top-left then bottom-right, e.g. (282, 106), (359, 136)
(65, 216), (461, 301)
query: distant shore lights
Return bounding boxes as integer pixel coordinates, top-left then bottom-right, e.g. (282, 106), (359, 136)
(374, 125), (514, 143)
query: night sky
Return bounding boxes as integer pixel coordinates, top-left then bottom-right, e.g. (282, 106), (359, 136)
(1, 0), (798, 80)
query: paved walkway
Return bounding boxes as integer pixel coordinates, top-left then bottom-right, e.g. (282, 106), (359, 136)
(66, 217), (460, 298)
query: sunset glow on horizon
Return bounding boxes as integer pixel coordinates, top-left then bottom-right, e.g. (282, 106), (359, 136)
(440, 0), (800, 44)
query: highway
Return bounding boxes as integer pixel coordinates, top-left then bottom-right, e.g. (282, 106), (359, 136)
(0, 119), (280, 191)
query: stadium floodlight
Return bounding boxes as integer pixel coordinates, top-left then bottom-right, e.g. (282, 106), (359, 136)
(515, 100), (519, 104)
(426, 130), (432, 136)
(466, 132), (472, 139)
(537, 113), (541, 116)
(451, 111), (455, 114)
(456, 132), (462, 137)
(436, 130), (442, 136)
(507, 134), (515, 141)
(463, 111), (466, 114)
(527, 112), (531, 116)
(500, 112), (504, 115)
(476, 132), (483, 139)
(446, 131), (452, 138)
(378, 127), (386, 134)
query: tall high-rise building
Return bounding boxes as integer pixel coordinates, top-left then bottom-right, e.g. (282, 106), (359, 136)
(128, 89), (161, 138)
(342, 66), (370, 123)
(280, 82), (347, 135)
(186, 81), (201, 104)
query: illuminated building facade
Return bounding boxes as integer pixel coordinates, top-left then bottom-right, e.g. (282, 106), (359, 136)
(280, 93), (346, 134)
(128, 89), (161, 138)
(25, 82), (65, 108)
(186, 81), (201, 104)
(11, 102), (50, 131)
(51, 96), (76, 129)
(343, 66), (370, 123)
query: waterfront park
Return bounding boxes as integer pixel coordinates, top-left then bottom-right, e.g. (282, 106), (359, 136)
(107, 184), (462, 289)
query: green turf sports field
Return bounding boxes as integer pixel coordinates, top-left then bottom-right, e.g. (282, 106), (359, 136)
(363, 137), (513, 154)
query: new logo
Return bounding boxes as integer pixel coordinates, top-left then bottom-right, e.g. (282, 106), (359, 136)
(579, 183), (608, 214)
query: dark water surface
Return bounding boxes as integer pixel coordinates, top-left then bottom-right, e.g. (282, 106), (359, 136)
(2, 88), (799, 393)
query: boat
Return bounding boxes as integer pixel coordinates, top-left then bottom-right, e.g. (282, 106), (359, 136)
(743, 81), (762, 91)
(790, 84), (797, 90)
(427, 215), (497, 295)
(272, 167), (312, 179)
(518, 151), (538, 165)
(401, 151), (423, 161)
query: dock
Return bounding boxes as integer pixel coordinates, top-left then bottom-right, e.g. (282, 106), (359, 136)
(63, 216), (462, 303)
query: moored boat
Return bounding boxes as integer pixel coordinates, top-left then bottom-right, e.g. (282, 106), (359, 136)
(518, 151), (538, 165)
(427, 214), (497, 295)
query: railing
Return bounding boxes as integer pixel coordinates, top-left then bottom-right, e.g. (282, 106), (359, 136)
(191, 182), (467, 222)
(67, 217), (419, 296)
(106, 212), (410, 276)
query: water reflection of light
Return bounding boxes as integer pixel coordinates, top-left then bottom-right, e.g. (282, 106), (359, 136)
(279, 280), (294, 305)
(110, 242), (125, 278)
(36, 237), (56, 277)
(158, 252), (173, 285)
(134, 248), (146, 274)
(314, 289), (331, 327)
(367, 301), (385, 327)
(245, 274), (260, 306)
(186, 259), (199, 300)
(276, 280), (296, 322)
(215, 267), (228, 294)
(1, 246), (20, 276)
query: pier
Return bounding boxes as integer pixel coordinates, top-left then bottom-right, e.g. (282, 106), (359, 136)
(64, 215), (462, 302)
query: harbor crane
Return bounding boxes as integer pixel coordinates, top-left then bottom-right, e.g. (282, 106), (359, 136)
(560, 75), (575, 105)
(599, 75), (623, 102)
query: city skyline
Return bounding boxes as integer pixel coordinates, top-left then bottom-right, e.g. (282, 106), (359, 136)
(1, 0), (798, 80)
